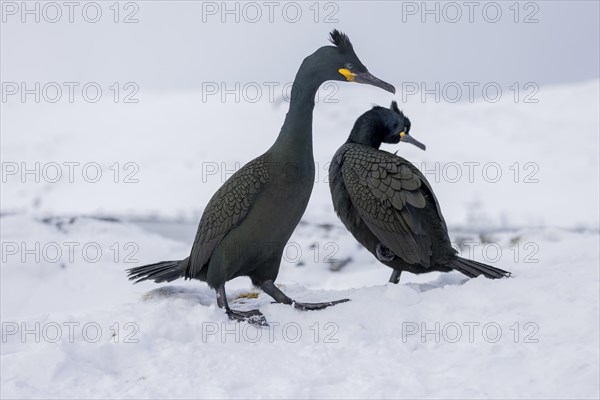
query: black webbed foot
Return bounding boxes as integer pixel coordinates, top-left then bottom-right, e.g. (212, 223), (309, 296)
(376, 243), (395, 261)
(260, 280), (350, 311)
(217, 285), (268, 326)
(292, 298), (350, 311)
(226, 309), (269, 327)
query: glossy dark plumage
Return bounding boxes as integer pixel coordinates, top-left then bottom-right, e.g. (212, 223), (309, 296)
(329, 103), (511, 282)
(128, 31), (396, 324)
(187, 154), (271, 282)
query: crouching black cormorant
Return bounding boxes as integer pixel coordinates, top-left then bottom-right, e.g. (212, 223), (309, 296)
(329, 102), (511, 284)
(128, 31), (396, 325)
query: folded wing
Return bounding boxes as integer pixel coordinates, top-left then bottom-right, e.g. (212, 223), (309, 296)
(186, 154), (271, 278)
(339, 144), (438, 266)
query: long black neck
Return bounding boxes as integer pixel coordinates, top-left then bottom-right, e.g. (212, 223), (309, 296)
(270, 57), (324, 159)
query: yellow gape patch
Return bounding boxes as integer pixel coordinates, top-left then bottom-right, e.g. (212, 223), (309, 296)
(338, 68), (356, 81)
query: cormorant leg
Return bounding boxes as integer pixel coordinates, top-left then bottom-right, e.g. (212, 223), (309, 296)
(261, 280), (349, 311)
(216, 285), (268, 327)
(389, 270), (402, 284)
(376, 243), (395, 262)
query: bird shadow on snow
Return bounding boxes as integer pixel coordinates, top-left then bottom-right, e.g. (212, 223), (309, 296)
(141, 285), (216, 307)
(140, 285), (264, 308)
(403, 273), (469, 293)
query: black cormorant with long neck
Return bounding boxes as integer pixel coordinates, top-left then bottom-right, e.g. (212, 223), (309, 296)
(329, 102), (511, 284)
(128, 31), (396, 325)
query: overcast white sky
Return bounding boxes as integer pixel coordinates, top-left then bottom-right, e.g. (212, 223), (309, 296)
(1, 1), (599, 93)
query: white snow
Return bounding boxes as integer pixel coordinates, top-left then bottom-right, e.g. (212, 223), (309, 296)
(1, 80), (599, 399)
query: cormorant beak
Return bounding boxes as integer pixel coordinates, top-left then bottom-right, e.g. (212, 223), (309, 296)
(339, 69), (395, 93)
(400, 131), (426, 151)
(355, 72), (396, 93)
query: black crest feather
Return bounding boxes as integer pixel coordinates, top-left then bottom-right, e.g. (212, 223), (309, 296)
(329, 30), (354, 53)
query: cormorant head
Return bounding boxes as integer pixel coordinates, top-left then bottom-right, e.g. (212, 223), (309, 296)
(383, 101), (425, 150)
(312, 30), (395, 94)
(348, 101), (426, 150)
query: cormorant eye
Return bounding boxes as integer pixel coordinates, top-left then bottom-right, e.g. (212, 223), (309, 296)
(345, 63), (354, 70)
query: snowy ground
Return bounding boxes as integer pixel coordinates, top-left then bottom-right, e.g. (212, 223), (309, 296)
(1, 80), (599, 399)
